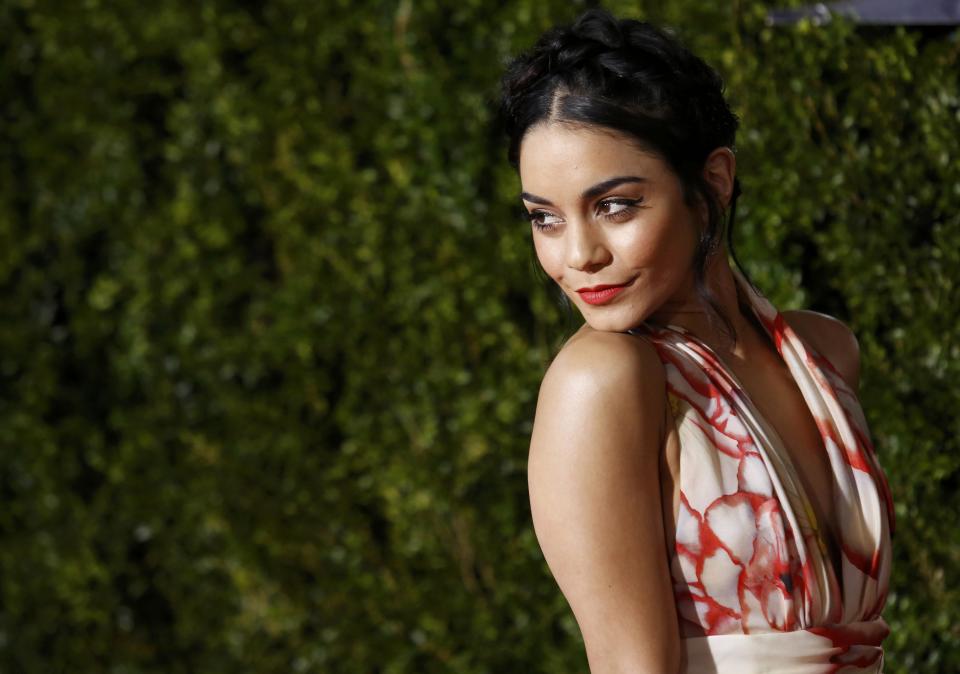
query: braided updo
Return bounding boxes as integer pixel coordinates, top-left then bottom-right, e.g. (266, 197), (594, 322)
(499, 8), (751, 341)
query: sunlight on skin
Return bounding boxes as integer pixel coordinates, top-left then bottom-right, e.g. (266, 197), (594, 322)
(518, 122), (741, 349)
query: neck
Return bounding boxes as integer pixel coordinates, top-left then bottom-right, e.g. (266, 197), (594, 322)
(645, 252), (759, 358)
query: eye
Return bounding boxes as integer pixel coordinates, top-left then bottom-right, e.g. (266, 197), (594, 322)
(525, 210), (564, 232)
(597, 197), (644, 221)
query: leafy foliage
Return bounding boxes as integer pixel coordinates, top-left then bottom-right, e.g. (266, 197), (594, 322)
(0, 0), (956, 671)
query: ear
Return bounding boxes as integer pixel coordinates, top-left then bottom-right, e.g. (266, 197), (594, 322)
(702, 146), (737, 209)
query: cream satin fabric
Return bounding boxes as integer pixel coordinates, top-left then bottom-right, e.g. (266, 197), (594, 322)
(630, 268), (895, 673)
(682, 617), (889, 673)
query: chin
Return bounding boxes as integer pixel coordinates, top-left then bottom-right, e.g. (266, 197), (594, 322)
(579, 310), (636, 333)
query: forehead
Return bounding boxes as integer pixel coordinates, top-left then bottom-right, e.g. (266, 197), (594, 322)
(518, 122), (669, 190)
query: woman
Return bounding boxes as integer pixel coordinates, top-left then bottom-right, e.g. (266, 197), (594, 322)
(498, 9), (895, 673)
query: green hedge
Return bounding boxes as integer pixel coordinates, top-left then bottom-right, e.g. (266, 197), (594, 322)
(0, 0), (957, 671)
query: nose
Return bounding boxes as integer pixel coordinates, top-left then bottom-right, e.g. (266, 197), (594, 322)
(566, 220), (611, 272)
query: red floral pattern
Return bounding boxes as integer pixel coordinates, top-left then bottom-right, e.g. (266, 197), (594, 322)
(629, 268), (895, 672)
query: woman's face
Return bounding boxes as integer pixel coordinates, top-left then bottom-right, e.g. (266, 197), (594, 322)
(518, 122), (702, 333)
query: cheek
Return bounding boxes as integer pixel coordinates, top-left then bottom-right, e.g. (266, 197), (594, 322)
(533, 237), (564, 279)
(613, 223), (683, 267)
(619, 207), (698, 268)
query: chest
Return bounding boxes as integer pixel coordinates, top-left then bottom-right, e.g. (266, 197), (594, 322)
(659, 363), (841, 569)
(737, 362), (838, 530)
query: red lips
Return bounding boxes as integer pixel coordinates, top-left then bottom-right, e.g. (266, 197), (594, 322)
(576, 280), (633, 305)
(576, 283), (629, 292)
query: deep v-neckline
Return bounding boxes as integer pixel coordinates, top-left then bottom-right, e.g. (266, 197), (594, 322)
(641, 275), (846, 605)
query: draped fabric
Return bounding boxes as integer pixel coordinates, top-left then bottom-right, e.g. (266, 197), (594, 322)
(628, 268), (895, 673)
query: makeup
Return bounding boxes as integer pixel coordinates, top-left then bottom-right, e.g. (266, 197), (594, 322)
(577, 281), (632, 305)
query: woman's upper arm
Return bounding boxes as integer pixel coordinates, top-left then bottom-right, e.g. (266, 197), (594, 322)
(527, 333), (680, 674)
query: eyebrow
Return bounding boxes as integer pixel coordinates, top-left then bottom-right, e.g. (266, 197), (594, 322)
(520, 175), (648, 206)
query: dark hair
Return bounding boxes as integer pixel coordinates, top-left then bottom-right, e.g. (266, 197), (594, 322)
(498, 7), (756, 342)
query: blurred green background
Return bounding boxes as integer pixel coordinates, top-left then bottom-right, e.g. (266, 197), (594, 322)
(1, 0), (957, 671)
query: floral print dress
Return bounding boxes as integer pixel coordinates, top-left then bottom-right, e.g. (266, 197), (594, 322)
(628, 268), (895, 674)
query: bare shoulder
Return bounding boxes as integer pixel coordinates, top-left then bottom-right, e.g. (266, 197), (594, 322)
(782, 309), (861, 390)
(526, 329), (679, 671)
(541, 327), (667, 413)
(533, 328), (668, 465)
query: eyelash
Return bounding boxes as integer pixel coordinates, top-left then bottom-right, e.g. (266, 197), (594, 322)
(525, 198), (644, 232)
